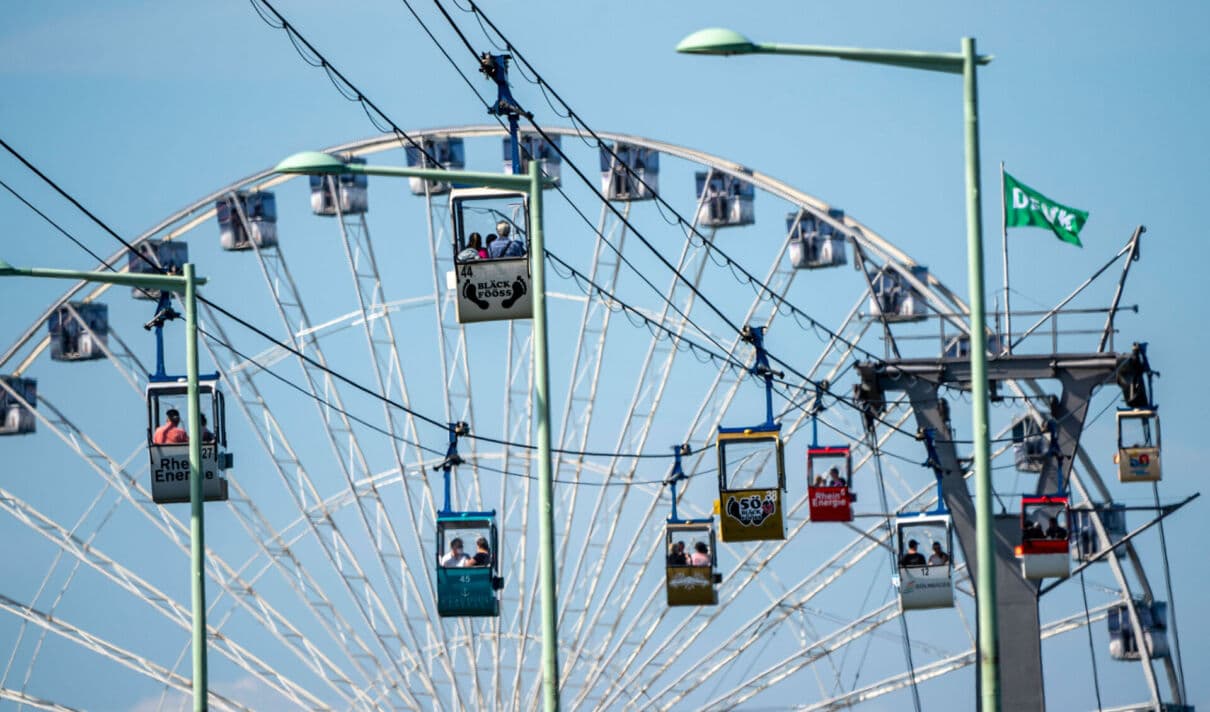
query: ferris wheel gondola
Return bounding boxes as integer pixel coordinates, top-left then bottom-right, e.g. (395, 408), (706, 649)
(0, 375), (37, 436)
(308, 155), (368, 216)
(787, 208), (847, 270)
(47, 302), (108, 362)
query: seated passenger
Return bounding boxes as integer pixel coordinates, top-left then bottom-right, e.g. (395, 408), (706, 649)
(440, 537), (469, 567)
(470, 536), (492, 567)
(153, 408), (188, 445)
(457, 232), (483, 262)
(1023, 521), (1045, 541)
(667, 541), (688, 567)
(200, 414), (216, 444)
(899, 539), (926, 567)
(690, 541), (710, 567)
(928, 542), (950, 566)
(487, 221), (526, 258)
(826, 467), (845, 487)
(1045, 516), (1068, 540)
(812, 476), (827, 488)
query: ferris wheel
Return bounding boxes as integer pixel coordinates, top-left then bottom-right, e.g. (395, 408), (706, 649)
(0, 125), (1184, 711)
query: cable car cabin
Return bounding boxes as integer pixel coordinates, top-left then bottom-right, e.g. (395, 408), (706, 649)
(1070, 504), (1127, 563)
(894, 514), (954, 610)
(1108, 600), (1170, 660)
(128, 240), (189, 300)
(503, 133), (561, 187)
(807, 445), (854, 522)
(309, 156), (368, 216)
(436, 513), (503, 617)
(868, 265), (929, 322)
(694, 172), (754, 228)
(449, 188), (532, 323)
(716, 426), (786, 542)
(405, 137), (466, 195)
(1017, 495), (1070, 580)
(787, 208), (847, 269)
(0, 376), (37, 436)
(600, 143), (659, 201)
(1010, 416), (1049, 473)
(1116, 409), (1161, 482)
(47, 302), (108, 362)
(146, 379), (231, 504)
(216, 192), (277, 251)
(665, 521), (722, 606)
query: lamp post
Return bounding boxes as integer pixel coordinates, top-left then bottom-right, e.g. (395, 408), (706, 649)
(0, 259), (211, 711)
(275, 152), (562, 711)
(676, 29), (999, 711)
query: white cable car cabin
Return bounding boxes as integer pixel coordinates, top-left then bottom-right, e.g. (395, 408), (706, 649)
(128, 240), (189, 300)
(807, 445), (854, 522)
(309, 156), (368, 215)
(0, 376), (37, 436)
(868, 265), (929, 322)
(217, 192), (278, 251)
(894, 514), (954, 610)
(48, 302), (108, 362)
(695, 172), (754, 228)
(716, 426), (786, 542)
(1070, 504), (1126, 563)
(503, 133), (561, 187)
(405, 137), (466, 195)
(146, 378), (231, 504)
(448, 188), (532, 323)
(665, 520), (722, 606)
(787, 208), (847, 269)
(1116, 408), (1161, 482)
(1109, 600), (1170, 660)
(1010, 415), (1049, 473)
(601, 143), (659, 201)
(1017, 495), (1070, 580)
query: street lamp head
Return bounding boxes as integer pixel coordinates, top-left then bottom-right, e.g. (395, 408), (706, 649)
(0, 259), (15, 276)
(675, 27), (758, 56)
(274, 151), (350, 175)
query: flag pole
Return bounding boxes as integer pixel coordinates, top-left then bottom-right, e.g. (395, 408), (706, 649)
(1000, 161), (1011, 354)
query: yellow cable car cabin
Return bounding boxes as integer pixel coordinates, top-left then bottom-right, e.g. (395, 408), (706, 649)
(1116, 408), (1161, 482)
(449, 188), (532, 323)
(665, 521), (721, 606)
(716, 426), (786, 542)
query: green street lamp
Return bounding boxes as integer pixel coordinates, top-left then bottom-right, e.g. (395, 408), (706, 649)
(677, 29), (999, 712)
(1, 258), (212, 711)
(276, 152), (563, 711)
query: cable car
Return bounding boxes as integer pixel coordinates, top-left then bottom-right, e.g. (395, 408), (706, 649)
(1010, 415), (1049, 473)
(807, 445), (854, 522)
(694, 172), (754, 228)
(146, 378), (231, 504)
(216, 192), (277, 251)
(1116, 408), (1161, 482)
(47, 302), (108, 362)
(405, 136), (466, 195)
(868, 265), (929, 322)
(503, 133), (561, 186)
(1070, 504), (1126, 563)
(448, 188), (531, 323)
(308, 156), (368, 216)
(0, 376), (37, 436)
(1017, 495), (1070, 580)
(894, 514), (954, 610)
(787, 208), (847, 269)
(1108, 600), (1170, 660)
(717, 327), (786, 542)
(601, 143), (659, 201)
(434, 423), (504, 617)
(128, 240), (188, 300)
(663, 445), (722, 606)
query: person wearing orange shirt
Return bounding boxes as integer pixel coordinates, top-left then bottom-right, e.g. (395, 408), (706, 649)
(153, 408), (188, 444)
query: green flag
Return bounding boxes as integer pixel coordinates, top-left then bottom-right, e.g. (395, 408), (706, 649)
(1003, 172), (1089, 247)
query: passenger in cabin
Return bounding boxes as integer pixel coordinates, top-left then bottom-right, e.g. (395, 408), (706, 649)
(470, 537), (492, 567)
(812, 476), (827, 487)
(153, 408), (188, 445)
(1023, 520), (1045, 540)
(440, 538), (469, 567)
(485, 235), (498, 256)
(827, 467), (845, 487)
(667, 541), (688, 566)
(928, 542), (950, 566)
(900, 539), (926, 567)
(1045, 517), (1068, 540)
(690, 541), (711, 567)
(200, 414), (215, 444)
(487, 220), (526, 258)
(457, 233), (484, 262)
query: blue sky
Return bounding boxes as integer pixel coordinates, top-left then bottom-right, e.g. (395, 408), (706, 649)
(0, 1), (1206, 709)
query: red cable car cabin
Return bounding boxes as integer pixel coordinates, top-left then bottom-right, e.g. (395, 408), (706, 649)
(807, 445), (854, 522)
(1016, 495), (1071, 580)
